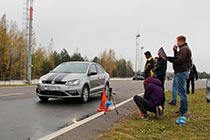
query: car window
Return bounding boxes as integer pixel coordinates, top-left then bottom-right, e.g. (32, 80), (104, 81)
(96, 64), (104, 74)
(89, 64), (97, 73)
(52, 63), (89, 73)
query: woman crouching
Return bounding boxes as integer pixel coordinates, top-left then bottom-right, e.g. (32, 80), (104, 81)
(133, 76), (165, 120)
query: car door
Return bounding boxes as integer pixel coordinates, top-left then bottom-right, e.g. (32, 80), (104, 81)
(88, 64), (100, 94)
(96, 64), (106, 91)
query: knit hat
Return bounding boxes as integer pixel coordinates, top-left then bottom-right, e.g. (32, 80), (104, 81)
(144, 51), (152, 58)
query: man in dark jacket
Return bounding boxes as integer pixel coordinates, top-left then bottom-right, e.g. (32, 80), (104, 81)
(143, 51), (155, 79)
(154, 52), (167, 88)
(133, 77), (165, 120)
(166, 35), (192, 117)
(187, 64), (198, 94)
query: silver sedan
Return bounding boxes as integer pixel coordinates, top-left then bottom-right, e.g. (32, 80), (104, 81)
(36, 61), (110, 103)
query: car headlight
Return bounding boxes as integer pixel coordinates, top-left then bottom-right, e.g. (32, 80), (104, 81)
(66, 79), (80, 86)
(38, 79), (42, 84)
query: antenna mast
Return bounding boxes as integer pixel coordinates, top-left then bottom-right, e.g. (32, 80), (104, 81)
(135, 32), (140, 76)
(25, 0), (34, 84)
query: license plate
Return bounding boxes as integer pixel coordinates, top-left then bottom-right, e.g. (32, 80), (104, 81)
(45, 86), (60, 91)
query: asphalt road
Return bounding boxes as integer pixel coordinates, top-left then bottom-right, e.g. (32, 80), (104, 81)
(0, 80), (206, 140)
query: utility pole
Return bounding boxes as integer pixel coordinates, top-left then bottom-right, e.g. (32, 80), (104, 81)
(26, 0), (34, 84)
(135, 33), (140, 76)
(140, 46), (144, 74)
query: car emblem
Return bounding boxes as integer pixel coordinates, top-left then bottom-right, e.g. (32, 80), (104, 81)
(51, 81), (55, 84)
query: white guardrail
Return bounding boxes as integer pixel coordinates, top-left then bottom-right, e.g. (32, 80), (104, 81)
(0, 78), (132, 85)
(0, 79), (39, 85)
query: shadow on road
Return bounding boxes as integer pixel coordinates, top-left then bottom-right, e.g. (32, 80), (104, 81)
(36, 95), (102, 105)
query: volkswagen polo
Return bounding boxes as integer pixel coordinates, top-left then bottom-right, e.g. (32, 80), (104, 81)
(36, 61), (110, 103)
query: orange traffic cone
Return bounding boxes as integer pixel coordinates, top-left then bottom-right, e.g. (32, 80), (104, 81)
(97, 90), (111, 112)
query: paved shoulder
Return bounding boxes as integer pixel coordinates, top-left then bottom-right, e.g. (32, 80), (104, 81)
(52, 100), (137, 140)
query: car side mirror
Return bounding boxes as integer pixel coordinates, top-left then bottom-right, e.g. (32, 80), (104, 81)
(88, 71), (97, 76)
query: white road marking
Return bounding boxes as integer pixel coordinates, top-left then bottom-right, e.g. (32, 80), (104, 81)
(0, 93), (25, 97)
(38, 93), (144, 140)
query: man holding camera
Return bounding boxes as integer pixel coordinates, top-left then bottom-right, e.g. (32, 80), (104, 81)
(166, 35), (192, 117)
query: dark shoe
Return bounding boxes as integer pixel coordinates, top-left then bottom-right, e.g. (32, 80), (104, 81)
(175, 111), (180, 114)
(156, 105), (164, 119)
(168, 101), (176, 105)
(180, 113), (187, 117)
(175, 111), (187, 117)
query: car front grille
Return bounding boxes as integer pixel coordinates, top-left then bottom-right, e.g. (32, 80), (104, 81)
(40, 91), (67, 96)
(39, 90), (79, 96)
(54, 81), (66, 84)
(42, 81), (66, 85)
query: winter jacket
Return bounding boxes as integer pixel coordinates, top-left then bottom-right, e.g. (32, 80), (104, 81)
(154, 57), (167, 77)
(143, 77), (165, 108)
(189, 64), (198, 79)
(168, 43), (192, 73)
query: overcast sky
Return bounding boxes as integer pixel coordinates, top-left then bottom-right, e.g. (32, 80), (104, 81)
(0, 0), (210, 72)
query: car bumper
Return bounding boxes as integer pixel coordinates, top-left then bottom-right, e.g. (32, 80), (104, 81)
(36, 84), (83, 98)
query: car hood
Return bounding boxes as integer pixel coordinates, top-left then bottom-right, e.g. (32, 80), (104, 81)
(40, 72), (86, 82)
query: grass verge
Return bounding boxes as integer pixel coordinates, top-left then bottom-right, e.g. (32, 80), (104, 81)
(98, 89), (210, 140)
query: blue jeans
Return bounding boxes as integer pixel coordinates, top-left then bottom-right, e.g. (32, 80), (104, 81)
(171, 75), (177, 103)
(176, 71), (189, 115)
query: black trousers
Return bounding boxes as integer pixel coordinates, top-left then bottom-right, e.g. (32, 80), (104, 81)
(133, 95), (156, 114)
(187, 78), (195, 94)
(157, 76), (165, 88)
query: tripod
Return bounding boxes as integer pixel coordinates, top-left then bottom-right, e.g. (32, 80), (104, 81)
(104, 88), (119, 114)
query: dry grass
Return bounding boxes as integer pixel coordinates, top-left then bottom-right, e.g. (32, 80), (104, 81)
(98, 89), (210, 140)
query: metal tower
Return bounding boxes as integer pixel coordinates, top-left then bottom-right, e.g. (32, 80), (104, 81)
(140, 46), (144, 73)
(135, 33), (140, 76)
(25, 0), (34, 84)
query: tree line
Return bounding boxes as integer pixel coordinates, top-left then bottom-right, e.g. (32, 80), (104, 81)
(0, 14), (26, 80)
(0, 15), (134, 80)
(32, 47), (134, 79)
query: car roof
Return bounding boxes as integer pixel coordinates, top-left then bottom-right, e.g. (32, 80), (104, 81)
(61, 61), (98, 65)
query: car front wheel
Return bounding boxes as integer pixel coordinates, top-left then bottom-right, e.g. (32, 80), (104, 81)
(81, 86), (89, 103)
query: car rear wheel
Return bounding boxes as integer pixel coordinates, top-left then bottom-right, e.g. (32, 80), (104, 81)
(81, 86), (89, 103)
(39, 96), (49, 102)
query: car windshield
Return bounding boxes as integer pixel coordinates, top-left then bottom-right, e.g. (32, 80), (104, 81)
(51, 63), (89, 73)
